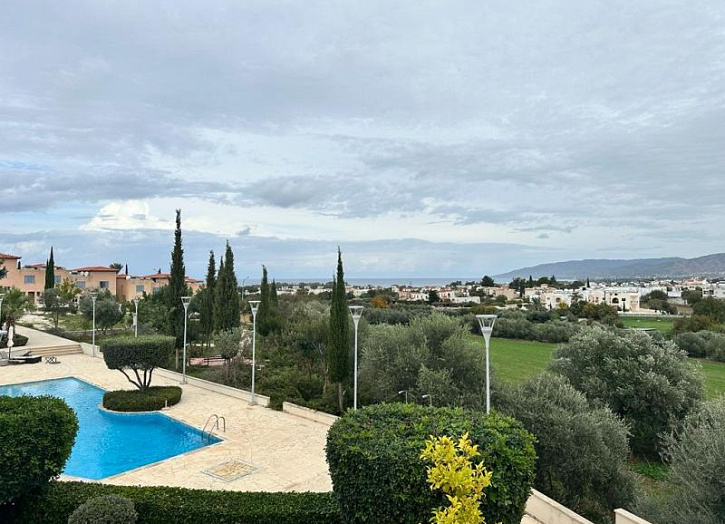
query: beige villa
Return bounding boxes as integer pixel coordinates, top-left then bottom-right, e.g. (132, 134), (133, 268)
(0, 252), (203, 303)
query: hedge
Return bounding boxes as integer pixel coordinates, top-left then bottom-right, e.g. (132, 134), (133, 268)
(68, 494), (137, 524)
(103, 386), (183, 412)
(0, 396), (78, 506)
(5, 482), (341, 524)
(102, 335), (175, 391)
(0, 334), (29, 349)
(326, 403), (536, 524)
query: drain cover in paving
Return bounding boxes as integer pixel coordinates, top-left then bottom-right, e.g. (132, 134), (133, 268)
(203, 460), (259, 482)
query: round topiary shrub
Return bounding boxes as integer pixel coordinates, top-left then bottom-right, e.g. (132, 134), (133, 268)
(68, 494), (137, 524)
(325, 403), (536, 524)
(0, 396), (78, 505)
(103, 386), (182, 412)
(674, 331), (708, 358)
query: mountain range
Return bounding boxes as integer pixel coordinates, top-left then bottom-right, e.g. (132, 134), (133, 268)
(494, 253), (725, 281)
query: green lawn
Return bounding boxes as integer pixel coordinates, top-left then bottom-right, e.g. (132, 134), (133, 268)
(619, 316), (675, 334)
(467, 336), (557, 384)
(468, 335), (725, 399)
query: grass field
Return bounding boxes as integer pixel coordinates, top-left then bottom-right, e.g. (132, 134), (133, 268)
(619, 316), (675, 333)
(470, 335), (725, 399)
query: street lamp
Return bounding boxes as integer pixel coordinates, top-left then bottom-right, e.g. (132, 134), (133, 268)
(476, 314), (497, 414)
(249, 300), (261, 405)
(181, 296), (192, 385)
(241, 276), (250, 302)
(0, 293), (5, 326)
(349, 305), (364, 409)
(398, 390), (408, 403)
(422, 394), (432, 407)
(90, 291), (98, 357)
(133, 297), (139, 338)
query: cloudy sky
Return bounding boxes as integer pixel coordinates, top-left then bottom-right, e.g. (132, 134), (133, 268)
(1, 1), (724, 280)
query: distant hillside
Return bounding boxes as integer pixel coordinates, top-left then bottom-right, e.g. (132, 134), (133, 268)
(495, 253), (725, 281)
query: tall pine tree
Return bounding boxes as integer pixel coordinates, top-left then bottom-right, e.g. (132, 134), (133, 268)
(167, 209), (187, 351)
(214, 242), (240, 331)
(329, 248), (350, 413)
(44, 247), (55, 289)
(201, 250), (216, 346)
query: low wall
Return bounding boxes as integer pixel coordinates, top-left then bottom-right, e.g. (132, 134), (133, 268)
(614, 509), (652, 524)
(155, 367), (270, 408)
(526, 490), (595, 524)
(282, 402), (339, 426)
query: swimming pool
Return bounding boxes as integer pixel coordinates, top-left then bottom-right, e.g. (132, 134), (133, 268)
(0, 377), (219, 480)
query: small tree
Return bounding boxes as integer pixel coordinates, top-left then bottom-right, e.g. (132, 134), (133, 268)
(57, 277), (82, 313)
(42, 288), (65, 329)
(550, 326), (704, 456)
(102, 335), (175, 391)
(214, 327), (244, 361)
(68, 494), (137, 524)
(79, 291), (123, 332)
(1, 287), (34, 320)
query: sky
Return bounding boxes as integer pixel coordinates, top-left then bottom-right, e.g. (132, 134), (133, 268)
(1, 1), (724, 280)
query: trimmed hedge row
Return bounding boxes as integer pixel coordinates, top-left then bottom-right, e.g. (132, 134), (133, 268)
(0, 396), (78, 506)
(6, 482), (341, 524)
(103, 386), (183, 412)
(326, 403), (537, 524)
(0, 334), (29, 349)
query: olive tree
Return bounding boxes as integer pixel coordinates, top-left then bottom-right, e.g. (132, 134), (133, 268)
(496, 373), (637, 523)
(102, 336), (175, 391)
(550, 326), (704, 456)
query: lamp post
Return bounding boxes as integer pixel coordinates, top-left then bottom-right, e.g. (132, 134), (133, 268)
(181, 296), (191, 385)
(0, 293), (4, 326)
(133, 297), (139, 338)
(349, 305), (364, 409)
(241, 276), (249, 302)
(249, 300), (260, 405)
(476, 314), (497, 414)
(398, 390), (408, 403)
(422, 394), (432, 407)
(90, 291), (98, 357)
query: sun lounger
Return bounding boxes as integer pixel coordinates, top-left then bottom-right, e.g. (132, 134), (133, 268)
(9, 355), (42, 364)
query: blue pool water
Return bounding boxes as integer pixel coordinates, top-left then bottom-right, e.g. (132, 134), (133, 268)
(0, 377), (219, 480)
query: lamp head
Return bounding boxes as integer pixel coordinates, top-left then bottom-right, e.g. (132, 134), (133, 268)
(476, 314), (497, 342)
(349, 305), (364, 323)
(249, 300), (261, 316)
(133, 297), (139, 307)
(89, 291), (98, 300)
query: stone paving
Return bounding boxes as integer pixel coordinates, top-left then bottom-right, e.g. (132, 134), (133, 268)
(0, 350), (332, 492)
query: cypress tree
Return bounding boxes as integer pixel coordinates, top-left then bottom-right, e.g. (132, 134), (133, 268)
(257, 266), (271, 336)
(44, 247), (55, 289)
(214, 242), (240, 331)
(202, 250), (216, 346)
(329, 248), (350, 413)
(167, 209), (187, 350)
(270, 280), (278, 307)
(214, 259), (226, 331)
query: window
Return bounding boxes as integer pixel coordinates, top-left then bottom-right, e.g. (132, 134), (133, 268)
(24, 275), (35, 284)
(75, 281), (86, 289)
(136, 284), (144, 293)
(54, 275), (61, 284)
(99, 281), (109, 289)
(152, 287), (160, 294)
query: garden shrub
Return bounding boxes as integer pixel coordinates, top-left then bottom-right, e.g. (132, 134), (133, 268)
(103, 386), (182, 412)
(637, 398), (725, 524)
(0, 396), (78, 505)
(496, 373), (637, 523)
(7, 481), (340, 524)
(673, 331), (708, 358)
(533, 321), (578, 343)
(704, 332), (725, 361)
(0, 333), (28, 349)
(102, 335), (175, 391)
(550, 326), (704, 456)
(68, 494), (137, 524)
(326, 403), (536, 524)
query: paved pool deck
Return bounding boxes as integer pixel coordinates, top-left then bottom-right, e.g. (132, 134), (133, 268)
(0, 350), (332, 493)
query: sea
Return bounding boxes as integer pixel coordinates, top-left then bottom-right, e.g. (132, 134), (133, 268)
(265, 277), (481, 288)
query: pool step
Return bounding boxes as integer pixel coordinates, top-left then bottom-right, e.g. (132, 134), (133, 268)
(22, 344), (84, 357)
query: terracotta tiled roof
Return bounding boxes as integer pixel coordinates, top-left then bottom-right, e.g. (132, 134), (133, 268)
(0, 253), (20, 260)
(71, 266), (120, 273)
